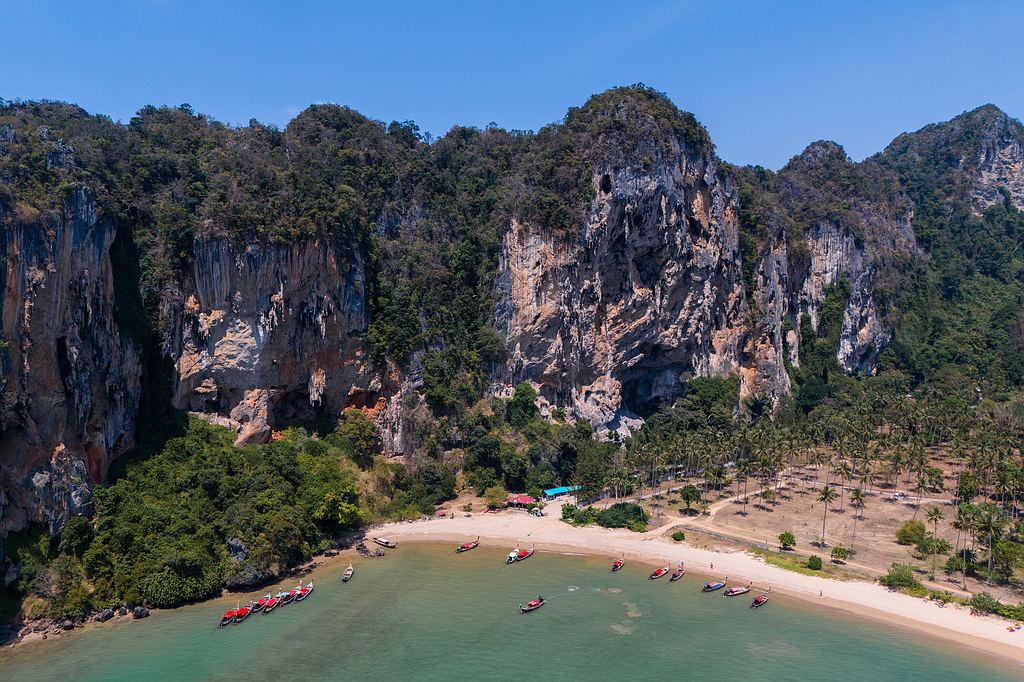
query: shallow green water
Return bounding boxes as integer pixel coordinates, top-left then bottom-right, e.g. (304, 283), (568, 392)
(1, 544), (1019, 681)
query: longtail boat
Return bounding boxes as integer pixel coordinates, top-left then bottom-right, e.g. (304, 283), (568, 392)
(456, 537), (480, 553)
(295, 581), (313, 602)
(724, 584), (751, 597)
(263, 595), (281, 613)
(218, 607), (237, 627)
(703, 580), (727, 592)
(373, 537), (397, 548)
(251, 594), (272, 613)
(520, 596), (545, 613)
(342, 564), (354, 582)
(611, 558), (625, 572)
(751, 594), (769, 608)
(649, 566), (670, 580)
(670, 562), (685, 582)
(233, 600), (253, 624)
(506, 545), (534, 564)
(280, 588), (298, 606)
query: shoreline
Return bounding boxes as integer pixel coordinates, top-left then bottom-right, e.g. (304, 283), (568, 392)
(7, 510), (1024, 669)
(374, 511), (1024, 667)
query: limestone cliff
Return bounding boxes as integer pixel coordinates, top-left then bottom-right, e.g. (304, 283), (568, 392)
(0, 190), (140, 535)
(493, 135), (776, 431)
(163, 236), (396, 446)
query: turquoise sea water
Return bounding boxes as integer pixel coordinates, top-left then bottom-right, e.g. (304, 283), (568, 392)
(1, 544), (1019, 681)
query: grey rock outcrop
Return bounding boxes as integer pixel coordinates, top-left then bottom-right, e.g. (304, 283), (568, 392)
(0, 190), (140, 536)
(493, 142), (755, 431)
(164, 237), (375, 445)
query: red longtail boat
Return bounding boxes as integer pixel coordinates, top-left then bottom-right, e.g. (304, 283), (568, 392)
(649, 566), (670, 580)
(520, 596), (545, 613)
(218, 607), (237, 627)
(233, 600), (253, 624)
(456, 537), (480, 553)
(295, 581), (314, 602)
(251, 594), (272, 613)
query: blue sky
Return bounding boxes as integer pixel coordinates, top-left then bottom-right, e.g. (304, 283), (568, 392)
(2, 0), (1022, 168)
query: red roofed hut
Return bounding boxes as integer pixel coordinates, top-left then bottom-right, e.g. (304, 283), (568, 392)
(507, 493), (536, 508)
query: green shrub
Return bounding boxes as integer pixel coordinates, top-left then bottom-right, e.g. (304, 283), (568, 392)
(830, 546), (849, 562)
(778, 531), (796, 550)
(969, 591), (1001, 615)
(596, 503), (649, 532)
(807, 555), (823, 570)
(896, 520), (926, 546)
(880, 562), (923, 591)
(671, 531), (685, 542)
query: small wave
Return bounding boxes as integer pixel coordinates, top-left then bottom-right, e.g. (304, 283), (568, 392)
(567, 586), (580, 591)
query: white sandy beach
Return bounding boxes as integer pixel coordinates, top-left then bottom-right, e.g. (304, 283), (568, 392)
(375, 508), (1024, 667)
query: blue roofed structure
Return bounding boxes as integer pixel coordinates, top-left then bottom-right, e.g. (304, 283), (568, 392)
(543, 485), (581, 499)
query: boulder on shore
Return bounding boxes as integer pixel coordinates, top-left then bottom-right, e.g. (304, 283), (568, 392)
(132, 606), (149, 619)
(96, 608), (114, 623)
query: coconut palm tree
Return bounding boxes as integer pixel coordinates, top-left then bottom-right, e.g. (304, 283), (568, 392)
(974, 504), (1006, 583)
(849, 487), (866, 554)
(817, 486), (838, 547)
(833, 460), (852, 511)
(926, 506), (944, 580)
(955, 503), (977, 590)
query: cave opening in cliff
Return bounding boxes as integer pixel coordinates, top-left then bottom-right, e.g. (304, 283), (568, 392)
(600, 173), (612, 194)
(621, 377), (667, 420)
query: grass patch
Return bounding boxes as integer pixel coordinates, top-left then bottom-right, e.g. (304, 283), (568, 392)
(750, 547), (859, 580)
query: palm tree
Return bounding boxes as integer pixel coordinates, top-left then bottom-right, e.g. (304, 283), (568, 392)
(833, 460), (852, 511)
(955, 503), (977, 590)
(849, 488), (866, 554)
(817, 486), (838, 547)
(926, 506), (944, 580)
(974, 504), (1006, 583)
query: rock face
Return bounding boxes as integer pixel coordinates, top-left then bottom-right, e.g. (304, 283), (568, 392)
(164, 237), (376, 445)
(0, 190), (140, 536)
(493, 142), (772, 431)
(777, 142), (918, 375)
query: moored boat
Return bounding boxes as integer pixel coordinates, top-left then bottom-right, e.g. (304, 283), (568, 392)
(506, 545), (534, 564)
(649, 566), (670, 580)
(295, 581), (313, 601)
(751, 594), (769, 608)
(218, 607), (237, 627)
(520, 596), (545, 613)
(233, 600), (253, 623)
(280, 588), (298, 605)
(251, 593), (272, 613)
(342, 564), (354, 582)
(703, 580), (727, 592)
(611, 558), (625, 572)
(456, 537), (480, 553)
(513, 547), (534, 562)
(263, 595), (281, 613)
(373, 537), (397, 548)
(724, 585), (750, 597)
(670, 562), (685, 582)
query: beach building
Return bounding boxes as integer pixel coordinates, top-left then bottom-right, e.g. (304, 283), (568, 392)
(507, 493), (536, 508)
(542, 485), (581, 501)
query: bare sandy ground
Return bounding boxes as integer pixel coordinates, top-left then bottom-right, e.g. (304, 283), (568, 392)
(375, 509), (1024, 667)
